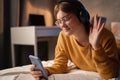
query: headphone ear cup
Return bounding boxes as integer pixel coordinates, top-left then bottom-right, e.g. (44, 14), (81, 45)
(79, 10), (89, 23)
(85, 11), (90, 22)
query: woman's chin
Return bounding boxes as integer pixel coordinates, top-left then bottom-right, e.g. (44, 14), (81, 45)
(64, 31), (72, 36)
(63, 28), (72, 36)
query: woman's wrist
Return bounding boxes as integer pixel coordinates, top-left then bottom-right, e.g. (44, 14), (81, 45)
(45, 69), (50, 76)
(92, 44), (102, 51)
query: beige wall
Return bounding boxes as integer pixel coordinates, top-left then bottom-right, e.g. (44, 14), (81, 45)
(10, 0), (55, 27)
(0, 0), (3, 68)
(10, 0), (20, 27)
(0, 0), (3, 33)
(10, 0), (120, 28)
(81, 0), (120, 29)
(20, 0), (55, 26)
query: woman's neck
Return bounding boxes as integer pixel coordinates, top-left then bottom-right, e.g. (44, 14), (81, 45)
(73, 28), (89, 47)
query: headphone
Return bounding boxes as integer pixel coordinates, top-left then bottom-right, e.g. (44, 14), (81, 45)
(56, 0), (90, 23)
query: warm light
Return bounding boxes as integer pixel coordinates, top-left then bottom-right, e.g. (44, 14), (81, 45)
(111, 22), (120, 40)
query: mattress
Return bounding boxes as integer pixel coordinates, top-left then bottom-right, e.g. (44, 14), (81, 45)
(0, 60), (114, 80)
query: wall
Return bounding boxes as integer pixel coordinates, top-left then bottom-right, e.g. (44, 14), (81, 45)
(20, 0), (55, 26)
(10, 0), (120, 28)
(0, 0), (3, 69)
(0, 0), (3, 33)
(10, 0), (20, 27)
(80, 0), (120, 29)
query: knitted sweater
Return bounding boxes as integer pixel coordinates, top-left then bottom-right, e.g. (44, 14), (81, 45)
(45, 28), (119, 79)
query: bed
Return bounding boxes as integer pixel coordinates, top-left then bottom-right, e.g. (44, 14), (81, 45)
(0, 60), (105, 80)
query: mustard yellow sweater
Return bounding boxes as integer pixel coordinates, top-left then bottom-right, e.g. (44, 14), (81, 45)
(45, 28), (119, 79)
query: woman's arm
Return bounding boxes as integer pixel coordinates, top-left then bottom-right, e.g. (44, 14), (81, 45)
(92, 36), (119, 79)
(45, 31), (69, 75)
(89, 14), (119, 79)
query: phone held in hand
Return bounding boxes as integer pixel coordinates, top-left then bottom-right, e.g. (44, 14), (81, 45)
(29, 55), (48, 80)
(91, 16), (107, 25)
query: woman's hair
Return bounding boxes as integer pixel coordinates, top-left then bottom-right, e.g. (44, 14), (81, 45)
(54, 0), (91, 34)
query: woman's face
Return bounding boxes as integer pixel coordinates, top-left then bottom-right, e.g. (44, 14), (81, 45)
(56, 10), (83, 36)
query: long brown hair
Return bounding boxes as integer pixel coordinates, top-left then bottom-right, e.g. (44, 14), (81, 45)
(54, 0), (91, 34)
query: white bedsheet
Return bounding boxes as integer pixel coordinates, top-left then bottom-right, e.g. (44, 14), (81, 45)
(0, 60), (113, 80)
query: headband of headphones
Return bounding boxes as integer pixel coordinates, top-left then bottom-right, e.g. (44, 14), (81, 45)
(56, 0), (90, 22)
(57, 0), (84, 9)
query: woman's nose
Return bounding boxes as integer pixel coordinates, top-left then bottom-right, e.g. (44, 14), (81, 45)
(60, 21), (66, 28)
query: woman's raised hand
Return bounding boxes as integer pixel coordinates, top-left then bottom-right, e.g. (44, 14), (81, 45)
(89, 14), (106, 50)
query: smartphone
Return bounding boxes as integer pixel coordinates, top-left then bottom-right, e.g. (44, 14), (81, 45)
(91, 16), (107, 24)
(29, 55), (48, 80)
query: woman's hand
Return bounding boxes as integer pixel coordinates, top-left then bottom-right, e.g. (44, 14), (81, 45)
(30, 64), (44, 80)
(89, 14), (105, 50)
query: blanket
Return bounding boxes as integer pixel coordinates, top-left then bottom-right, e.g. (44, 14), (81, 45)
(0, 60), (114, 80)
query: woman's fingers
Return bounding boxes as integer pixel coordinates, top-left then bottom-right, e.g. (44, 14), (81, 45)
(31, 70), (43, 80)
(97, 17), (105, 33)
(93, 15), (105, 32)
(36, 77), (40, 80)
(98, 23), (105, 33)
(31, 70), (42, 75)
(97, 17), (102, 30)
(93, 14), (98, 28)
(89, 27), (92, 34)
(31, 64), (35, 71)
(30, 64), (43, 80)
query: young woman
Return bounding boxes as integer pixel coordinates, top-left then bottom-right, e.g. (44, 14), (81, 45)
(31, 0), (120, 80)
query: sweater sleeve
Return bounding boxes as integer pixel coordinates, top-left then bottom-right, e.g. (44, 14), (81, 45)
(45, 31), (69, 75)
(92, 30), (119, 79)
